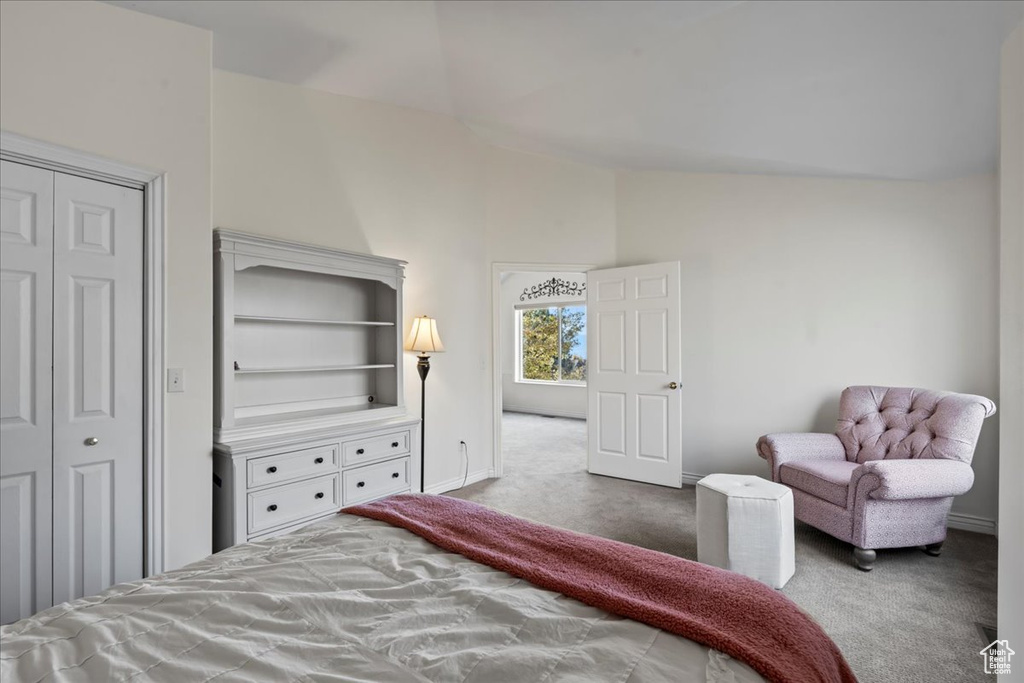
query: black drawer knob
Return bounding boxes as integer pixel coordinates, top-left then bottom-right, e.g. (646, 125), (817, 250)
(356, 448), (365, 455)
(314, 457), (324, 464)
(357, 481), (365, 488)
(315, 492), (324, 499)
(391, 441), (399, 448)
(392, 472), (400, 478)
(266, 466), (277, 474)
(267, 504), (278, 512)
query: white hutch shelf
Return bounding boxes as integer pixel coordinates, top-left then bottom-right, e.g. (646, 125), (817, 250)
(212, 230), (420, 552)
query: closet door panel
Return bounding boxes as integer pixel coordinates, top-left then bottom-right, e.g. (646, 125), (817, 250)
(52, 173), (143, 603)
(0, 160), (54, 624)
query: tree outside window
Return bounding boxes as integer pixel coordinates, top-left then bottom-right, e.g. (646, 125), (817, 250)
(519, 305), (587, 383)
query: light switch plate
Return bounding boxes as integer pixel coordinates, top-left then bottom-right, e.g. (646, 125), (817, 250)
(167, 368), (185, 393)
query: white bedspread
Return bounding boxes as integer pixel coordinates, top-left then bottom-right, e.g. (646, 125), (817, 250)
(1, 513), (765, 682)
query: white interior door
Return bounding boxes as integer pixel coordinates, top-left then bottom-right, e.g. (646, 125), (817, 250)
(0, 160), (54, 623)
(587, 262), (682, 487)
(52, 172), (143, 603)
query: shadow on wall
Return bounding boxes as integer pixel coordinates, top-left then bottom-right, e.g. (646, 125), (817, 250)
(217, 10), (349, 85)
(739, 394), (839, 480)
(214, 74), (372, 257)
(811, 395), (841, 434)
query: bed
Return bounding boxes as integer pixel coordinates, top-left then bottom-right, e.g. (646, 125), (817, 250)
(1, 495), (854, 683)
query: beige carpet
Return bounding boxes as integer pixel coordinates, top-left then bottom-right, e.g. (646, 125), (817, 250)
(448, 412), (999, 683)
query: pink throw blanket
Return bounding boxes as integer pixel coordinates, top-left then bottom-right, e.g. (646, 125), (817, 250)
(344, 494), (857, 683)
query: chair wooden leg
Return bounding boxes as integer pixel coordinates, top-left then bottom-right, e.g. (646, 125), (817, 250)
(924, 541), (943, 557)
(853, 547), (876, 571)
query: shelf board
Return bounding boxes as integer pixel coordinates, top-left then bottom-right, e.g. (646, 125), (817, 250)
(234, 315), (395, 327)
(235, 364), (396, 375)
(233, 402), (399, 427)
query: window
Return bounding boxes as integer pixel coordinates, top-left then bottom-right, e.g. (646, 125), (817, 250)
(518, 305), (587, 384)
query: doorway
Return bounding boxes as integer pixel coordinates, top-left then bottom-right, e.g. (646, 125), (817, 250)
(491, 259), (684, 489)
(491, 263), (595, 479)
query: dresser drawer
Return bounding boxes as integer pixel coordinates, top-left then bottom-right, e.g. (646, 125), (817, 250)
(342, 429), (412, 466)
(343, 456), (411, 505)
(248, 473), (340, 535)
(248, 444), (339, 488)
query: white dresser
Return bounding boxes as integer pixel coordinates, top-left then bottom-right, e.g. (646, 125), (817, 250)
(212, 230), (419, 552)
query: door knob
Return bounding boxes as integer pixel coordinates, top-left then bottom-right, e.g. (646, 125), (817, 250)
(668, 382), (679, 390)
(84, 437), (99, 446)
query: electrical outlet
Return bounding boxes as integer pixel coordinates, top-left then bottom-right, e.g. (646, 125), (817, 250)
(167, 368), (185, 393)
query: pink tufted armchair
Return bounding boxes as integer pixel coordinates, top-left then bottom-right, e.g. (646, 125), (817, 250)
(756, 386), (996, 571)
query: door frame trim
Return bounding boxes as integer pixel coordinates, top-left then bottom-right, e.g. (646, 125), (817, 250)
(1, 130), (167, 576)
(490, 262), (596, 480)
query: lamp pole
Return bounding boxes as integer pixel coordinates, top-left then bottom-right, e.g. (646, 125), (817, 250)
(417, 353), (430, 493)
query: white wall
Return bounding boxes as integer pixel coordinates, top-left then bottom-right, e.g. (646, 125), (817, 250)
(0, 1), (212, 570)
(213, 70), (489, 490)
(213, 71), (618, 490)
(483, 145), (617, 266)
(1, 1), (1004, 573)
(998, 21), (1023, 677)
(616, 171), (1000, 524)
(500, 271), (587, 418)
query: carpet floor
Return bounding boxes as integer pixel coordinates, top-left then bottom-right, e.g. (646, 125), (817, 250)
(448, 412), (999, 683)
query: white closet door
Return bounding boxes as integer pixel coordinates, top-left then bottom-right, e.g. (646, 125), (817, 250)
(0, 161), (54, 624)
(52, 173), (143, 603)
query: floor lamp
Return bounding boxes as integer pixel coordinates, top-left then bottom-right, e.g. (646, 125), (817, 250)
(405, 316), (444, 493)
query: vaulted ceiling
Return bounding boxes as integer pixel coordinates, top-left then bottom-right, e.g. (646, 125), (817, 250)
(108, 0), (1022, 180)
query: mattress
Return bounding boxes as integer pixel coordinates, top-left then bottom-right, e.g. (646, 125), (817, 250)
(1, 513), (764, 682)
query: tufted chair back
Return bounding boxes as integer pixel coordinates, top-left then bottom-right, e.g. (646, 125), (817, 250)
(835, 386), (996, 464)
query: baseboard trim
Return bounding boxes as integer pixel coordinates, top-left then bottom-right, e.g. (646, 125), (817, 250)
(947, 512), (998, 536)
(679, 474), (997, 536)
(426, 468), (494, 495)
(503, 405), (586, 420)
(681, 471), (705, 486)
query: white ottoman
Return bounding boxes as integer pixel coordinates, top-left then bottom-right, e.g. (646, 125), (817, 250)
(696, 474), (795, 589)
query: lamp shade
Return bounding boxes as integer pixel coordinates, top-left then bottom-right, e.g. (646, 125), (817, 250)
(405, 316), (445, 354)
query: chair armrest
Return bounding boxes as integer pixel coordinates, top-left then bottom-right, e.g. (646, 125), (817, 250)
(756, 433), (847, 482)
(851, 459), (975, 501)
